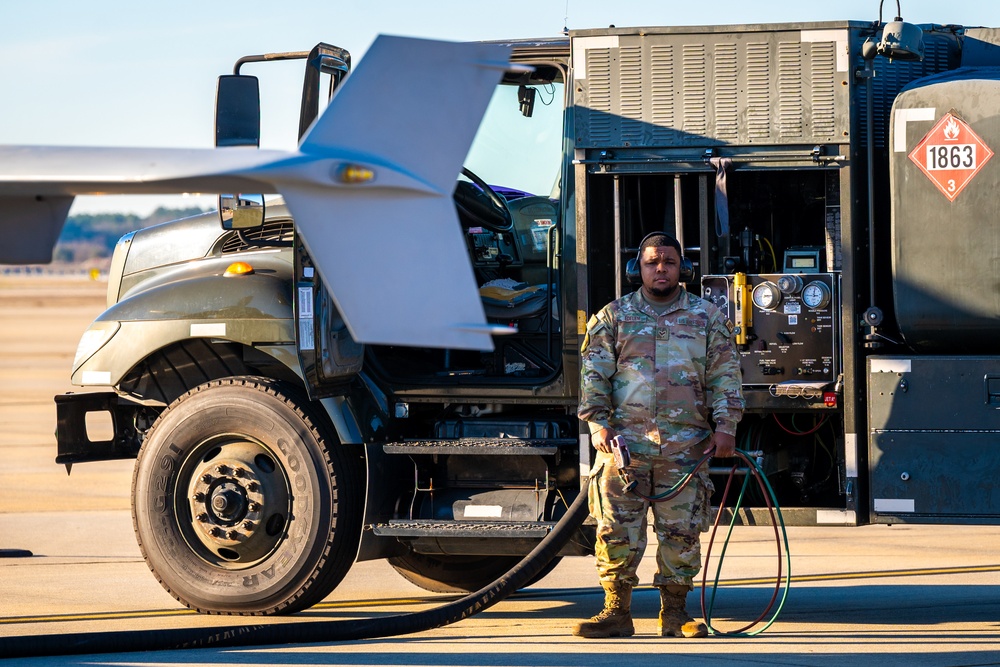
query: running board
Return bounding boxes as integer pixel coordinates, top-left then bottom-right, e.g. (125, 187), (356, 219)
(371, 519), (553, 539)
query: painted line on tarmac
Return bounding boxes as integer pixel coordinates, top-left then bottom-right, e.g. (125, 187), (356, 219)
(0, 596), (440, 626)
(724, 563), (1000, 586)
(5, 564), (1000, 626)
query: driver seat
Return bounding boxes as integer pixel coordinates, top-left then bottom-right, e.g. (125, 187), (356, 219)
(479, 279), (550, 321)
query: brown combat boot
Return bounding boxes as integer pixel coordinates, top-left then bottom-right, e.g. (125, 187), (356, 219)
(573, 581), (635, 638)
(658, 584), (708, 638)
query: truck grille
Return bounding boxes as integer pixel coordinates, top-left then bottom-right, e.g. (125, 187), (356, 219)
(220, 220), (294, 254)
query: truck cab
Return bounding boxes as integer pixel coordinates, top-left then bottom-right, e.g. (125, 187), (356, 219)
(57, 38), (586, 614)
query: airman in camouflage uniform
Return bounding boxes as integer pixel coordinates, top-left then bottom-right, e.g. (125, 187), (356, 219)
(573, 233), (743, 639)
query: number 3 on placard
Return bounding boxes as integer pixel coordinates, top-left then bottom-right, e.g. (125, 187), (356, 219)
(948, 179), (956, 193)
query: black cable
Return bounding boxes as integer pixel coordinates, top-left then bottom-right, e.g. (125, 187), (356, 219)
(0, 480), (591, 659)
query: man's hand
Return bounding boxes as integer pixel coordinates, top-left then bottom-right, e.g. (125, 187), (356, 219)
(711, 431), (737, 458)
(592, 427), (617, 453)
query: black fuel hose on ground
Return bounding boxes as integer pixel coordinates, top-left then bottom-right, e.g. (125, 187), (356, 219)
(0, 481), (591, 659)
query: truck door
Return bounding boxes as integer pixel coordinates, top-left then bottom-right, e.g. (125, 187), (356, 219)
(286, 44), (366, 395)
(286, 39), (526, 394)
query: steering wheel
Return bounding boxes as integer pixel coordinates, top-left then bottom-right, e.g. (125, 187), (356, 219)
(453, 167), (513, 233)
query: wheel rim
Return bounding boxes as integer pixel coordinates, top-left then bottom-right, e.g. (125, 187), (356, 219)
(179, 435), (292, 568)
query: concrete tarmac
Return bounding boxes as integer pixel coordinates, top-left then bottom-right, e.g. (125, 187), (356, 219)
(3, 277), (1000, 666)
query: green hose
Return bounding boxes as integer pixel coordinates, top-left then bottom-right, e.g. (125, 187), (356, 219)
(617, 446), (791, 636)
(701, 449), (791, 636)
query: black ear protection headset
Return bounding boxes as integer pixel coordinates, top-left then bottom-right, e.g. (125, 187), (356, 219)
(625, 231), (695, 285)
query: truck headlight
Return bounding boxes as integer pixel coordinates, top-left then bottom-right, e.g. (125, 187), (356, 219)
(72, 321), (121, 371)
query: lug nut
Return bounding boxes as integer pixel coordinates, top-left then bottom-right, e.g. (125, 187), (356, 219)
(209, 527), (223, 537)
(234, 468), (246, 478)
(227, 530), (239, 540)
(248, 502), (261, 512)
(192, 492), (205, 502)
(196, 513), (209, 522)
(246, 482), (259, 493)
(215, 464), (230, 475)
(201, 474), (213, 483)
(243, 521), (255, 531)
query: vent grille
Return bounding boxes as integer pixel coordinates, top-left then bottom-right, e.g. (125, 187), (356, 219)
(811, 41), (837, 138)
(682, 44), (708, 137)
(714, 43), (739, 141)
(777, 41), (804, 139)
(220, 219), (294, 254)
(574, 28), (958, 149)
(584, 48), (613, 144)
(746, 42), (771, 140)
(649, 44), (676, 144)
(620, 45), (643, 144)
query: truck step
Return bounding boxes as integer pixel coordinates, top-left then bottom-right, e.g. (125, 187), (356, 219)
(382, 437), (575, 456)
(371, 519), (553, 539)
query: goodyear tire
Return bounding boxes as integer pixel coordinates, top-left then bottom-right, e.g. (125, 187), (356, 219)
(131, 377), (362, 615)
(388, 552), (562, 594)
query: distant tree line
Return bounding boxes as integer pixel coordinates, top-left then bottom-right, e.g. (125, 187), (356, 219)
(53, 206), (210, 264)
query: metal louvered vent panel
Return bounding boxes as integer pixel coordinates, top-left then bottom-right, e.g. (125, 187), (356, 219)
(777, 41), (804, 139)
(746, 42), (771, 140)
(574, 26), (959, 150)
(649, 44), (676, 144)
(811, 41), (837, 139)
(714, 43), (739, 142)
(681, 43), (708, 138)
(581, 48), (613, 145)
(619, 45), (644, 144)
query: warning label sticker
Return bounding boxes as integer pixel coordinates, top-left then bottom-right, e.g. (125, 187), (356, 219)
(908, 112), (994, 202)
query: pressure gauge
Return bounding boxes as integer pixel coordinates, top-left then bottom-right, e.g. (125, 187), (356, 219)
(777, 274), (804, 295)
(752, 281), (782, 311)
(801, 280), (831, 309)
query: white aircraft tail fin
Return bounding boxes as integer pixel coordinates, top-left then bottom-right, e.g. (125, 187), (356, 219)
(0, 35), (511, 351)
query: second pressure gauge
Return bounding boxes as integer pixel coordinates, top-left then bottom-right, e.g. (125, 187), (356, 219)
(801, 280), (831, 309)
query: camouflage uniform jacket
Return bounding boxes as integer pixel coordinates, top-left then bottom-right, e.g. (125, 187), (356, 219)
(579, 287), (744, 456)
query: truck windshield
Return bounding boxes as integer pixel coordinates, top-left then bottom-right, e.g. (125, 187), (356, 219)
(463, 80), (564, 198)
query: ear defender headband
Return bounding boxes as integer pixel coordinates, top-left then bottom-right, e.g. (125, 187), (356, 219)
(625, 232), (694, 285)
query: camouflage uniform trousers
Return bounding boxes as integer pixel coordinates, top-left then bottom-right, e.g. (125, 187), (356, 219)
(588, 443), (714, 589)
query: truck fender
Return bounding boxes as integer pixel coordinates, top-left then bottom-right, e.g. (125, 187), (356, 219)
(72, 272), (295, 388)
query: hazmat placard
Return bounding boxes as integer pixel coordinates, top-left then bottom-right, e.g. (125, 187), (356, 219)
(908, 112), (994, 202)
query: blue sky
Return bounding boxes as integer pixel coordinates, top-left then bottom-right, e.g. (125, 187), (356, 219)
(3, 0), (999, 214)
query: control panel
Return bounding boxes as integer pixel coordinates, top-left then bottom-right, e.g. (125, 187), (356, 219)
(702, 273), (841, 386)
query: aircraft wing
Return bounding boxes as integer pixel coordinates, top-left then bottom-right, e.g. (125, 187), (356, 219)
(0, 35), (512, 351)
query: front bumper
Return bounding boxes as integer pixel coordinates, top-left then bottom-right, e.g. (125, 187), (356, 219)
(55, 392), (150, 465)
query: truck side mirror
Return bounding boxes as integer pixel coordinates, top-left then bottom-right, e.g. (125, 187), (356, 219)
(215, 75), (261, 147)
(219, 193), (265, 230)
(216, 75), (265, 230)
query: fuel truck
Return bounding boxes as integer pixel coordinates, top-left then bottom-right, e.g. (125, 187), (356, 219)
(46, 18), (1000, 615)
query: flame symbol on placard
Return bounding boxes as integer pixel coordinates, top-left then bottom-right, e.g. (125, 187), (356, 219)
(944, 117), (961, 141)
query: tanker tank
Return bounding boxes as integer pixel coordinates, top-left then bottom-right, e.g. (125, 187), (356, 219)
(889, 67), (1000, 351)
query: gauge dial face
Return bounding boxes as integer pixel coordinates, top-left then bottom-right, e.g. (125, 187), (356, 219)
(752, 282), (782, 311)
(801, 281), (831, 309)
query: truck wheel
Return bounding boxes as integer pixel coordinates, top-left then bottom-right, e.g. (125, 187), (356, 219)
(388, 552), (562, 594)
(131, 377), (362, 615)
